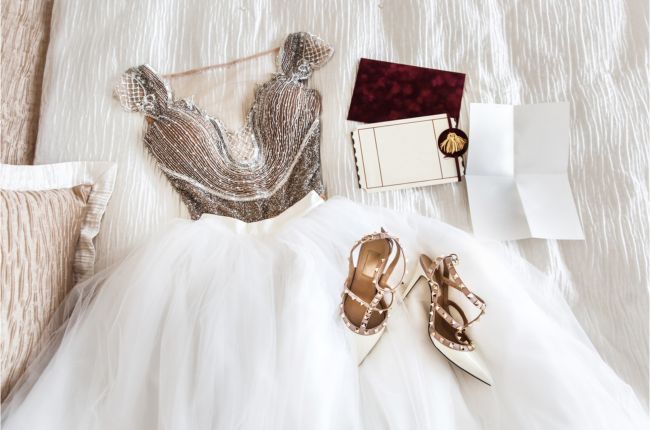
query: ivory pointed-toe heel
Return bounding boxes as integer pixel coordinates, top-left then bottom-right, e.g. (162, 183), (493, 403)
(340, 228), (406, 365)
(404, 253), (493, 386)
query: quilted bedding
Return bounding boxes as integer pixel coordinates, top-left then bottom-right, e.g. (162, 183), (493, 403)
(33, 0), (648, 405)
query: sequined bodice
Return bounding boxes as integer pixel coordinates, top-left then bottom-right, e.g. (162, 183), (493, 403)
(115, 32), (333, 222)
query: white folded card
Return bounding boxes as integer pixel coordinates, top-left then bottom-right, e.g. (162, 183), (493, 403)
(351, 114), (463, 191)
(466, 102), (584, 240)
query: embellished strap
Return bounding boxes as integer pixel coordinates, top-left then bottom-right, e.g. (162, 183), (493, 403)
(423, 254), (486, 337)
(342, 228), (407, 332)
(277, 32), (334, 81)
(360, 291), (386, 329)
(114, 65), (172, 117)
(343, 229), (406, 295)
(432, 301), (465, 331)
(343, 287), (389, 314)
(438, 254), (486, 330)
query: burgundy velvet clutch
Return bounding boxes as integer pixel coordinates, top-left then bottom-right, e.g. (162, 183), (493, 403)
(347, 58), (465, 124)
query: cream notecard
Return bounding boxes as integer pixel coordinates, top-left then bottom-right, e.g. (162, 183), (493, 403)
(351, 114), (463, 192)
(466, 102), (584, 240)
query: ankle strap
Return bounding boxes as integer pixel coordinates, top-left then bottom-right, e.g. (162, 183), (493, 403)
(424, 254), (486, 332)
(344, 228), (407, 295)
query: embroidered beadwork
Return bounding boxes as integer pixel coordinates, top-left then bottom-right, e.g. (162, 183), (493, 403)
(114, 32), (334, 222)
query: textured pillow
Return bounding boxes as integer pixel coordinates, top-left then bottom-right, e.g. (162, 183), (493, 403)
(0, 162), (117, 401)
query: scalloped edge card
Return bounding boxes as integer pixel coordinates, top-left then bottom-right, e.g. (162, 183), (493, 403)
(351, 114), (464, 192)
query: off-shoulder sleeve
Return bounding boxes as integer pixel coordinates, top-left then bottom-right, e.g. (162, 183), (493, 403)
(277, 32), (334, 81)
(113, 65), (172, 117)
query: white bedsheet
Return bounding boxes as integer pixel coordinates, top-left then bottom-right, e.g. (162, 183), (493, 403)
(35, 0), (648, 406)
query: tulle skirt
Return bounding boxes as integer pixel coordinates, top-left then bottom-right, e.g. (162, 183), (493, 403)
(2, 193), (647, 429)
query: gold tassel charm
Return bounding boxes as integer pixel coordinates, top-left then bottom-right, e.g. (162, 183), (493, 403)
(437, 127), (469, 182)
(440, 132), (467, 155)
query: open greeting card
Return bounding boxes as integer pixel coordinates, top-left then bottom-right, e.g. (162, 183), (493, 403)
(466, 102), (584, 240)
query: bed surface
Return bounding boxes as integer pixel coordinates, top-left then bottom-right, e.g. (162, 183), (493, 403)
(1, 0), (53, 165)
(34, 0), (648, 405)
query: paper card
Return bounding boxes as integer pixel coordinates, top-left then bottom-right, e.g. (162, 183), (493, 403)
(351, 114), (463, 192)
(466, 102), (584, 240)
(347, 58), (466, 124)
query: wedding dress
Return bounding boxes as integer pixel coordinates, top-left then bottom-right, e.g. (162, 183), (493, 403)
(2, 32), (647, 430)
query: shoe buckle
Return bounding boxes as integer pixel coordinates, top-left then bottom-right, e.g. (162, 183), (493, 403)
(450, 254), (460, 265)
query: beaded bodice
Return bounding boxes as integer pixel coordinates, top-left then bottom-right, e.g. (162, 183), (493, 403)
(114, 32), (333, 222)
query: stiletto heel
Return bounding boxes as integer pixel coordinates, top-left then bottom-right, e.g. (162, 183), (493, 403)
(340, 228), (406, 364)
(401, 256), (428, 300)
(405, 253), (493, 385)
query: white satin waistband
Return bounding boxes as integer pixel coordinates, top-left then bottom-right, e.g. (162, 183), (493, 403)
(198, 191), (324, 234)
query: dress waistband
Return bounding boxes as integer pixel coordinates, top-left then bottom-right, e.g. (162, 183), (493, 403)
(198, 191), (323, 234)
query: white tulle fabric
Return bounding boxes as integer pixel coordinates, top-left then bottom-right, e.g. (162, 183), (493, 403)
(2, 194), (647, 429)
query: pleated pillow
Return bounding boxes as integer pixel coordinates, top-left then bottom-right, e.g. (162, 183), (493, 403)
(0, 162), (117, 401)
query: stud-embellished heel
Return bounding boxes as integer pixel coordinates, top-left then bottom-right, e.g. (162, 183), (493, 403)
(340, 228), (406, 364)
(404, 253), (493, 385)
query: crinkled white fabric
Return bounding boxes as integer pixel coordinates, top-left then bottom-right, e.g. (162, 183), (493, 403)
(2, 198), (647, 429)
(33, 0), (648, 405)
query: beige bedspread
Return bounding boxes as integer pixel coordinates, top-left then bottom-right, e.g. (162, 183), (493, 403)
(0, 0), (53, 165)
